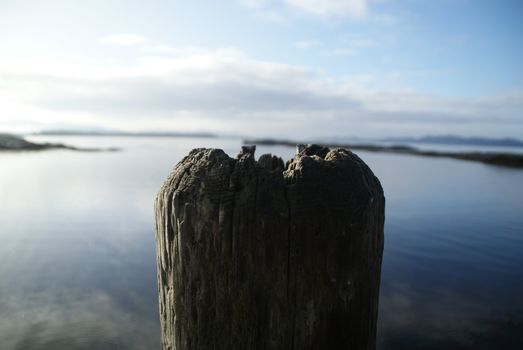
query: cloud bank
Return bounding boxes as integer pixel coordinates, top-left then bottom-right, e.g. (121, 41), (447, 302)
(286, 0), (367, 18)
(99, 34), (148, 46)
(240, 0), (369, 21)
(1, 46), (522, 138)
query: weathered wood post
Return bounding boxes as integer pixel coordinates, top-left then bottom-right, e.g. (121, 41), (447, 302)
(155, 144), (384, 350)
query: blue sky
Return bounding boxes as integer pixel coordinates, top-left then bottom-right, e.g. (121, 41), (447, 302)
(0, 0), (522, 138)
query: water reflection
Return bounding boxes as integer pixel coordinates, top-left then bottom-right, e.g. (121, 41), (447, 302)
(378, 282), (522, 349)
(0, 137), (522, 349)
(366, 151), (523, 349)
(2, 288), (159, 350)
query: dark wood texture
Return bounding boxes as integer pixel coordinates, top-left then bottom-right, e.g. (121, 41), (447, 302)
(155, 145), (385, 350)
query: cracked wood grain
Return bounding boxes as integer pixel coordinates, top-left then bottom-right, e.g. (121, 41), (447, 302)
(155, 145), (384, 350)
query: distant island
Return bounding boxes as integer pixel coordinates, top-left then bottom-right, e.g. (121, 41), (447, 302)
(245, 138), (523, 168)
(0, 133), (118, 152)
(381, 135), (523, 148)
(34, 130), (217, 138)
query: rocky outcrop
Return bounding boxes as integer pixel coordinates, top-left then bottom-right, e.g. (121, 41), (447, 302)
(155, 144), (385, 350)
(245, 138), (523, 168)
(0, 133), (51, 150)
(0, 133), (118, 152)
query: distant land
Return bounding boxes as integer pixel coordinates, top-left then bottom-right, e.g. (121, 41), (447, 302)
(34, 130), (217, 138)
(32, 131), (523, 148)
(245, 138), (523, 168)
(381, 135), (523, 148)
(0, 133), (118, 152)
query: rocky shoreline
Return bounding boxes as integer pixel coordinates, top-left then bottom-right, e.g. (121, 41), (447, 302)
(0, 134), (118, 152)
(245, 138), (523, 168)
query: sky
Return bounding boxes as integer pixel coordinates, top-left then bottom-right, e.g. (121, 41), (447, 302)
(0, 0), (522, 138)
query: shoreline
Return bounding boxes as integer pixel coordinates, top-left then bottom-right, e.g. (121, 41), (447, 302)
(0, 134), (119, 152)
(244, 138), (523, 168)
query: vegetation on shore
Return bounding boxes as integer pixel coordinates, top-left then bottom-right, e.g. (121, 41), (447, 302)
(0, 133), (118, 152)
(382, 135), (523, 148)
(244, 138), (523, 168)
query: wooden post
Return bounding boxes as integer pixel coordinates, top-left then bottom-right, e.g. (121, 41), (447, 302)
(155, 144), (384, 350)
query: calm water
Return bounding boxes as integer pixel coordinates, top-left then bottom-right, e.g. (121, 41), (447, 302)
(1, 136), (522, 349)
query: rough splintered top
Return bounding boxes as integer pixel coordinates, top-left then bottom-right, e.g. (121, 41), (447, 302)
(239, 142), (374, 174)
(158, 143), (384, 215)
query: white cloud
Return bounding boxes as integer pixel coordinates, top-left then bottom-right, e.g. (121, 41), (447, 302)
(372, 13), (398, 25)
(239, 0), (289, 22)
(99, 34), (148, 46)
(321, 37), (377, 56)
(294, 40), (321, 49)
(350, 38), (376, 48)
(285, 0), (367, 18)
(239, 0), (368, 21)
(1, 48), (522, 138)
(240, 0), (274, 8)
(322, 47), (357, 56)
